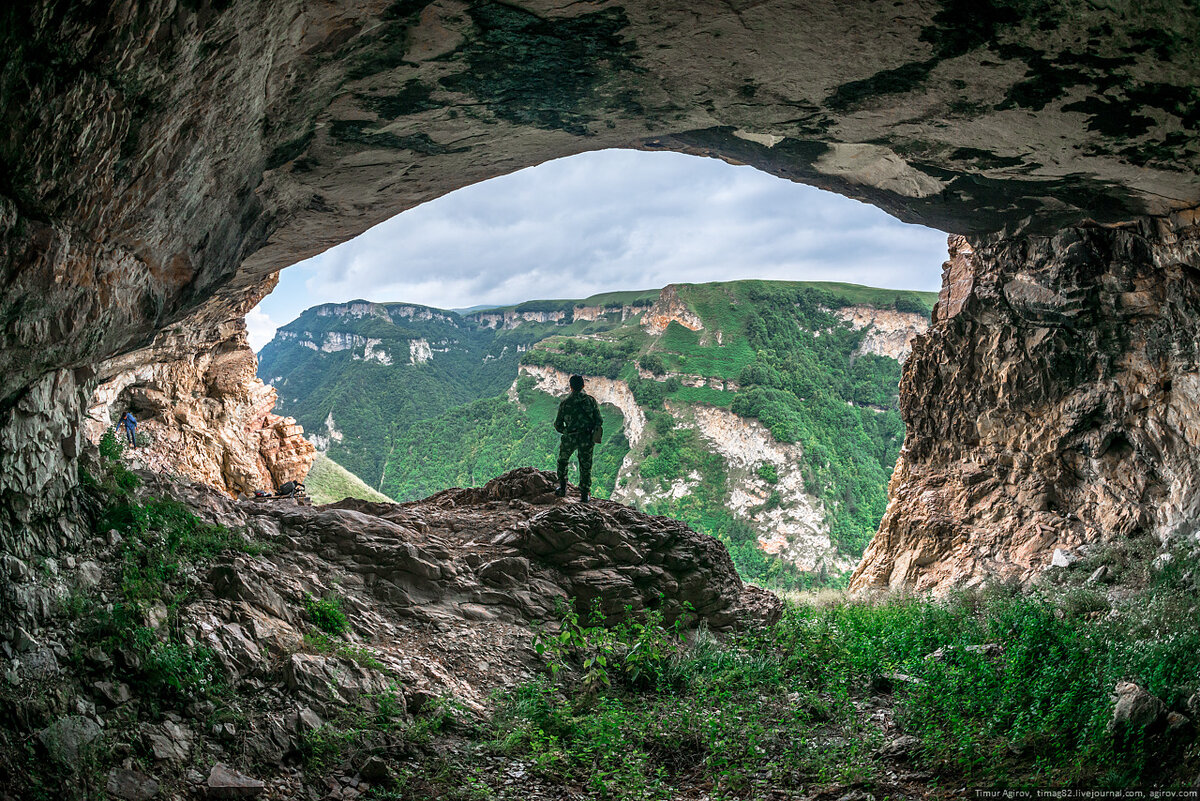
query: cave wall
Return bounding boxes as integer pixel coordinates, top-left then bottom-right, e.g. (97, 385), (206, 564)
(1, 1), (1199, 571)
(851, 210), (1200, 592)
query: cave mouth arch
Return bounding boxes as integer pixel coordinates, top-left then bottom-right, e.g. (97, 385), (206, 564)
(252, 148), (948, 345)
(237, 147), (948, 584)
(1, 0), (1197, 587)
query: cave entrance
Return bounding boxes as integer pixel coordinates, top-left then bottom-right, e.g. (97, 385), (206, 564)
(252, 148), (947, 589)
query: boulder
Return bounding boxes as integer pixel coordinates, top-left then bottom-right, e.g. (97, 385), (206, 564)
(477, 556), (531, 587)
(283, 653), (395, 715)
(143, 720), (193, 762)
(106, 768), (159, 801)
(1051, 549), (1077, 569)
(205, 763), (265, 798)
(38, 716), (102, 765)
(1109, 682), (1167, 734)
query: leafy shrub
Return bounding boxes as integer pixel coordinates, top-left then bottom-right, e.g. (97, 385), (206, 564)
(534, 601), (687, 692)
(756, 463), (778, 484)
(306, 593), (351, 635)
(99, 427), (124, 462)
(638, 353), (667, 375)
(628, 376), (680, 410)
(133, 628), (220, 701)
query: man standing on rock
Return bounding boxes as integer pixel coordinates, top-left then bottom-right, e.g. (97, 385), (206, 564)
(554, 374), (603, 503)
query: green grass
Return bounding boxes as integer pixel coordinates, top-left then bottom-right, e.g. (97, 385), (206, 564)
(306, 452), (392, 505)
(668, 385), (737, 408)
(485, 560), (1200, 798)
(657, 322), (756, 380)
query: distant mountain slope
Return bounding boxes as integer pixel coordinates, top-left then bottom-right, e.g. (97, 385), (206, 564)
(257, 293), (658, 485)
(258, 281), (935, 588)
(305, 452), (392, 506)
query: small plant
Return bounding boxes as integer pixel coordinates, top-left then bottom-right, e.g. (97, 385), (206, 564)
(98, 427), (124, 462)
(306, 593), (351, 636)
(534, 600), (688, 692)
(756, 462), (779, 484)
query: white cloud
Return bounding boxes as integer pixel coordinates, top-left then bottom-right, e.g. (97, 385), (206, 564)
(245, 305), (278, 353)
(257, 149), (950, 328)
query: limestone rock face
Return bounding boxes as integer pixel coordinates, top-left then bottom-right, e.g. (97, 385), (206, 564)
(522, 363), (846, 573)
(834, 306), (930, 363)
(643, 285), (704, 335)
(83, 278), (314, 497)
(851, 215), (1200, 593)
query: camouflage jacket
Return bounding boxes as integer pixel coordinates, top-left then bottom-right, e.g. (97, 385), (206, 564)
(554, 391), (602, 435)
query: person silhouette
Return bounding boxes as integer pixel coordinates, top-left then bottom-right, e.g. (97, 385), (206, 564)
(553, 374), (602, 503)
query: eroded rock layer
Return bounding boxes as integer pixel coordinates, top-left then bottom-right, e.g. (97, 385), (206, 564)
(851, 212), (1200, 593)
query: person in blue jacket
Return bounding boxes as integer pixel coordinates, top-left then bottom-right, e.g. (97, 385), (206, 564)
(119, 411), (137, 448)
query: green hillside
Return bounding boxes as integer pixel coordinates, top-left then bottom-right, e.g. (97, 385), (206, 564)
(382, 377), (630, 501)
(259, 281), (933, 590)
(305, 452), (393, 506)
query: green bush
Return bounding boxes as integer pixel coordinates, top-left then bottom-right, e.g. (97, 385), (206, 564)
(638, 353), (667, 375)
(756, 463), (779, 484)
(306, 593), (351, 636)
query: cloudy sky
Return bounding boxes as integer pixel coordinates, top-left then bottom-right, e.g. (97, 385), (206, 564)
(248, 149), (949, 351)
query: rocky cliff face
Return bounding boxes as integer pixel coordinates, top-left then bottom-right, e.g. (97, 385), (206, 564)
(468, 310), (568, 329)
(835, 305), (930, 363)
(83, 278), (314, 498)
(852, 213), (1200, 593)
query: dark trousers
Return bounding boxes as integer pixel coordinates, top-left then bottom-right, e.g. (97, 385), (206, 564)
(123, 426), (136, 446)
(557, 432), (595, 492)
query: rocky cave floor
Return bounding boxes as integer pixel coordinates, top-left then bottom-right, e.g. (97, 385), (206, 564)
(1, 451), (1197, 799)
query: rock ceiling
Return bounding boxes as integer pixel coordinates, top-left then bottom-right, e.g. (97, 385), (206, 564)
(2, 0), (1198, 405)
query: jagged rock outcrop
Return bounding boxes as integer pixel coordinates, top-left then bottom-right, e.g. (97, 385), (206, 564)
(852, 213), (1200, 593)
(684, 404), (848, 573)
(0, 466), (778, 794)
(83, 280), (314, 498)
(643, 285), (704, 335)
(2, 467), (777, 710)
